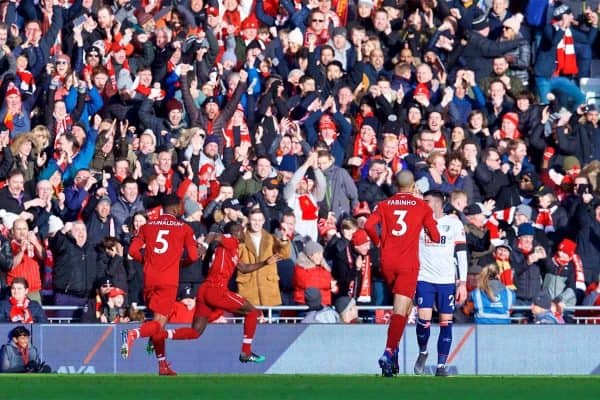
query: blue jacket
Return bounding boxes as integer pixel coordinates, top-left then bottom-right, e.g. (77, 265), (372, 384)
(0, 298), (47, 323)
(472, 280), (515, 324)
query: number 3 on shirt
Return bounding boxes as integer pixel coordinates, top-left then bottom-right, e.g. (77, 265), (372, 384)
(391, 210), (408, 236)
(154, 230), (170, 254)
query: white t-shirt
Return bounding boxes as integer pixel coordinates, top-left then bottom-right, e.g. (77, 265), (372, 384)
(418, 214), (466, 284)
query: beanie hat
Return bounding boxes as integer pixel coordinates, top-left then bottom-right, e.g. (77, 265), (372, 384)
(334, 296), (355, 314)
(304, 287), (322, 310)
(471, 12), (489, 30)
(222, 48), (237, 65)
(351, 229), (370, 246)
(562, 156), (580, 172)
(303, 240), (324, 256)
(288, 28), (304, 46)
(6, 82), (21, 98)
(515, 204), (533, 220)
(502, 112), (519, 127)
(503, 13), (523, 33)
(165, 98), (183, 113)
(553, 3), (572, 19)
(558, 238), (576, 259)
(241, 15), (259, 30)
(517, 223), (535, 237)
(533, 290), (552, 310)
(353, 201), (370, 218)
(382, 115), (401, 135)
(361, 117), (379, 133)
(204, 134), (220, 147)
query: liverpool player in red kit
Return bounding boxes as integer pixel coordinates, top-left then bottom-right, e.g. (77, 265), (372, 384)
(364, 171), (440, 377)
(158, 221), (281, 363)
(121, 194), (199, 375)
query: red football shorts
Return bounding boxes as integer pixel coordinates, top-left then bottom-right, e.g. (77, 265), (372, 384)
(381, 264), (419, 298)
(194, 285), (246, 319)
(144, 285), (178, 317)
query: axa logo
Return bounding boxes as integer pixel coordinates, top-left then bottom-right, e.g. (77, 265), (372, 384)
(57, 365), (96, 374)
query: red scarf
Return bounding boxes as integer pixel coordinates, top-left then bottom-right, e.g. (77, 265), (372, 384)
(517, 237), (533, 255)
(9, 297), (33, 323)
(304, 27), (329, 46)
(554, 27), (578, 77)
(298, 194), (318, 220)
(433, 134), (448, 154)
(494, 255), (516, 290)
(534, 206), (556, 233)
(223, 10), (241, 35)
(352, 134), (377, 179)
(17, 70), (36, 93)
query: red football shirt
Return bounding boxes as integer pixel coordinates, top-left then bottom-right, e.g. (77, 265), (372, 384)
(364, 192), (440, 269)
(129, 213), (198, 287)
(203, 236), (240, 288)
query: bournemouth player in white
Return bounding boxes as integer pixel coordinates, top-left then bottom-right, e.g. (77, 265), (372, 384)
(414, 190), (467, 377)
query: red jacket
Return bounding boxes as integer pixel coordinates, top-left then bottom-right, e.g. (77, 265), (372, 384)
(293, 253), (332, 305)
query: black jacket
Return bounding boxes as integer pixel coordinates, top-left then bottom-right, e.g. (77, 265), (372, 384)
(49, 232), (101, 298)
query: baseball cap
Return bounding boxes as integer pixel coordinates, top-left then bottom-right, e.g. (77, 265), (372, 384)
(109, 287), (126, 298)
(463, 203), (485, 216)
(262, 178), (280, 190)
(222, 198), (242, 211)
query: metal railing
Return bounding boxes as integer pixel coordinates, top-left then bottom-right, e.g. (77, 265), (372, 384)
(39, 305), (600, 324)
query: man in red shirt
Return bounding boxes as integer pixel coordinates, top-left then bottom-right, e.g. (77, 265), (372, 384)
(122, 194), (199, 375)
(364, 170), (440, 377)
(158, 221), (281, 363)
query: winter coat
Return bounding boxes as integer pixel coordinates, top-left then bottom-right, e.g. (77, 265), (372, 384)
(237, 230), (291, 306)
(293, 253), (333, 306)
(575, 203), (600, 283)
(319, 164), (359, 219)
(0, 341), (42, 373)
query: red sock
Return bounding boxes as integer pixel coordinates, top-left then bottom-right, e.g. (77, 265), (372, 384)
(241, 309), (260, 355)
(386, 314), (408, 352)
(152, 334), (166, 359)
(169, 328), (201, 340)
(138, 321), (162, 338)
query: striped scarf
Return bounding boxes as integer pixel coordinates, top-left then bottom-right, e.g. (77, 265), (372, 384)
(554, 28), (578, 76)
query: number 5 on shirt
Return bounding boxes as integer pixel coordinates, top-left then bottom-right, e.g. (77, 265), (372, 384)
(154, 230), (170, 254)
(392, 210), (408, 237)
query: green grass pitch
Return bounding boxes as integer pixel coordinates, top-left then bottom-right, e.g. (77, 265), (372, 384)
(4, 375), (600, 400)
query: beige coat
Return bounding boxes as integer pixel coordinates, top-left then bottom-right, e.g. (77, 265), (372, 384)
(237, 230), (291, 306)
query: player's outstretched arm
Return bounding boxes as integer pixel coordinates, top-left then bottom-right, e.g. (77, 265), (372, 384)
(238, 254), (282, 274)
(128, 235), (145, 263)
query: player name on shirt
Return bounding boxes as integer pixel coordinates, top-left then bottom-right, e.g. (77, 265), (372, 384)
(146, 220), (185, 227)
(387, 199), (417, 206)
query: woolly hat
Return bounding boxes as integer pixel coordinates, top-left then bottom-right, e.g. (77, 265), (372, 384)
(278, 155), (298, 173)
(205, 5), (219, 16)
(304, 287), (322, 310)
(334, 296), (355, 314)
(562, 156), (580, 172)
(165, 98), (183, 113)
(303, 240), (324, 256)
(464, 203), (485, 216)
(382, 114), (401, 135)
(6, 82), (21, 98)
(503, 13), (523, 33)
(494, 240), (512, 252)
(351, 229), (370, 246)
(241, 15), (259, 30)
(56, 53), (71, 63)
(558, 238), (577, 259)
(332, 26), (347, 38)
(353, 201), (370, 218)
(357, 0), (374, 7)
(184, 197), (202, 218)
(472, 12), (489, 31)
(517, 222), (535, 237)
(203, 96), (219, 107)
(502, 112), (519, 127)
(318, 218), (337, 237)
(533, 290), (552, 309)
(288, 28), (304, 46)
(319, 114), (337, 131)
(222, 48), (237, 65)
(98, 195), (112, 205)
(515, 204), (533, 220)
(361, 117), (379, 133)
(204, 134), (220, 147)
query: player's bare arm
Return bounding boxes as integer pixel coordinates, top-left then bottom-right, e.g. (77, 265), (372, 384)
(237, 254), (283, 274)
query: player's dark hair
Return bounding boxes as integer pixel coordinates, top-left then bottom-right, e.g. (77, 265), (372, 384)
(162, 194), (181, 209)
(423, 190), (445, 203)
(224, 221), (241, 234)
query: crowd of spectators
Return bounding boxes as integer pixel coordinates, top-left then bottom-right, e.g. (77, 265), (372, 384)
(0, 0), (599, 325)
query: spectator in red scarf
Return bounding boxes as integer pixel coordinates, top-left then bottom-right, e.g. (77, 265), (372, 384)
(0, 278), (47, 323)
